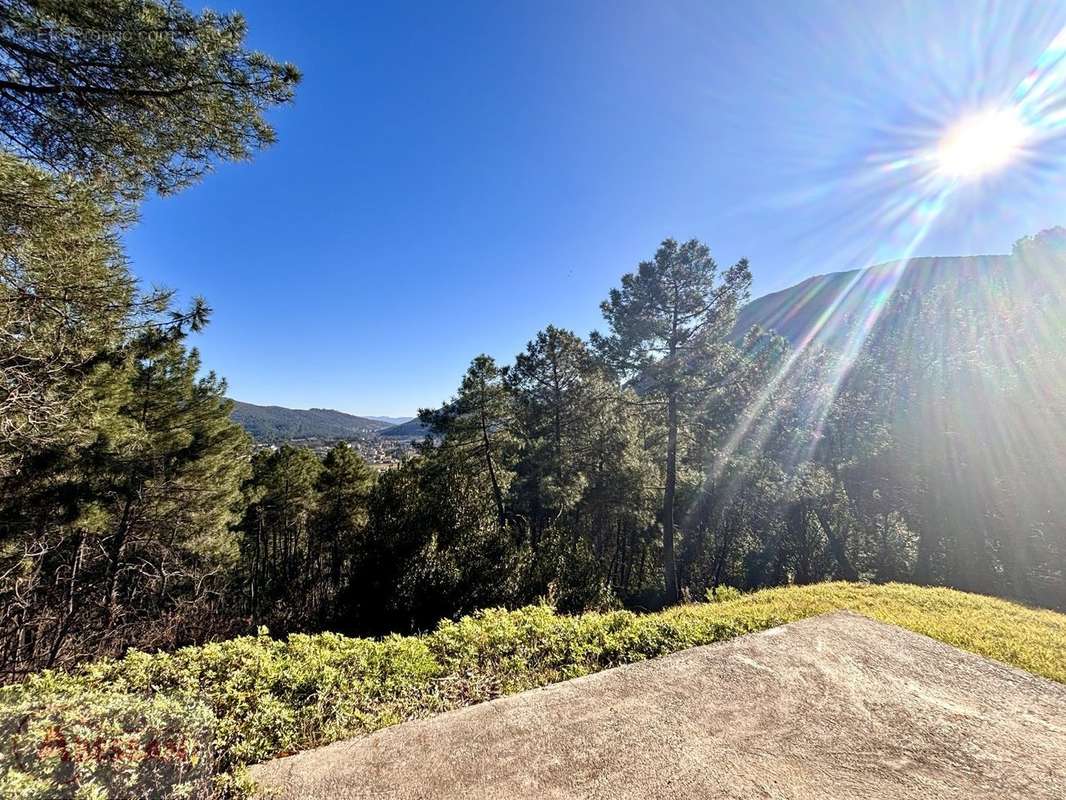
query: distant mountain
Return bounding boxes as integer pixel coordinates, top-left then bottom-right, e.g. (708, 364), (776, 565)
(379, 418), (430, 439)
(733, 254), (1013, 348)
(230, 401), (391, 443)
(365, 416), (414, 425)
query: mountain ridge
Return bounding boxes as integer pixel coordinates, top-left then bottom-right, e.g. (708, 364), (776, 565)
(229, 400), (394, 442)
(378, 418), (430, 439)
(732, 252), (1016, 347)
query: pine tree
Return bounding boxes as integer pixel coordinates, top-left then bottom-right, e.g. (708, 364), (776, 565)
(0, 0), (299, 198)
(420, 355), (517, 528)
(312, 443), (375, 623)
(240, 445), (322, 627)
(0, 325), (250, 674)
(593, 239), (751, 604)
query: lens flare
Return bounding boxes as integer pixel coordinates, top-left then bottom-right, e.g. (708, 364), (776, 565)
(695, 14), (1066, 509)
(936, 109), (1030, 178)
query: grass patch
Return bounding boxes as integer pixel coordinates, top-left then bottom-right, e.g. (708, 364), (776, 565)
(2, 582), (1064, 798)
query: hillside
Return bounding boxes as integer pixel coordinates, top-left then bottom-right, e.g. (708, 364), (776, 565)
(5, 583), (1065, 798)
(734, 253), (1013, 346)
(379, 417), (430, 439)
(230, 400), (392, 442)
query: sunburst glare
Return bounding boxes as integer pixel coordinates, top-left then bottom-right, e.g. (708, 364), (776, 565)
(703, 13), (1066, 493)
(935, 108), (1030, 179)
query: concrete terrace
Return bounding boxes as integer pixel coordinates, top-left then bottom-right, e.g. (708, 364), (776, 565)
(251, 612), (1066, 799)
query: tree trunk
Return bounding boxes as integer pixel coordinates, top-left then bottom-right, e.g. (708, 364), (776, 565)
(480, 398), (506, 527)
(815, 507), (858, 581)
(47, 532), (85, 668)
(105, 495), (136, 628)
(711, 523), (734, 594)
(663, 390), (679, 604)
(914, 486), (936, 585)
(789, 503), (814, 585)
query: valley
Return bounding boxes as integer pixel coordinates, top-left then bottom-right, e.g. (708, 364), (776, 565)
(229, 400), (428, 466)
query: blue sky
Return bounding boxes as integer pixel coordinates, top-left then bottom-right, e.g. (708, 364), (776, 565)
(124, 0), (1066, 417)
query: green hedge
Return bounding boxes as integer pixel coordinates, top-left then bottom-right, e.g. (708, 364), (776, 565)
(0, 678), (216, 799)
(2, 582), (1064, 798)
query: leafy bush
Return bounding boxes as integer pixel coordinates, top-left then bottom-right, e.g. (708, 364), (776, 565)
(80, 628), (442, 768)
(0, 677), (216, 800)
(2, 582), (1064, 798)
(706, 585), (743, 603)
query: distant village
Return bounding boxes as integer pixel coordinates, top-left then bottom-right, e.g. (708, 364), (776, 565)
(253, 433), (419, 469)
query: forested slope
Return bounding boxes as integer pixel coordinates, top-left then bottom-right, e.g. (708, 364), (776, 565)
(734, 253), (1018, 344)
(229, 400), (390, 442)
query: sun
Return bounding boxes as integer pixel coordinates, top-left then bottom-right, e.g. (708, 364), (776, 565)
(935, 108), (1030, 179)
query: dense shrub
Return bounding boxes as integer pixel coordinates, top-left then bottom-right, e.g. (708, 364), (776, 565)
(0, 678), (217, 800)
(2, 582), (1064, 798)
(706, 585), (743, 603)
